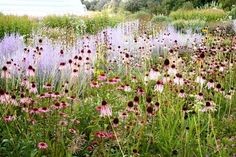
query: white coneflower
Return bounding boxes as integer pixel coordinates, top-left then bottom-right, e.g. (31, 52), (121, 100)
(206, 79), (215, 89)
(59, 62), (66, 71)
(195, 76), (206, 86)
(71, 69), (79, 79)
(29, 83), (38, 94)
(96, 101), (112, 117)
(124, 85), (132, 92)
(174, 74), (184, 86)
(201, 101), (217, 112)
(1, 66), (11, 78)
(168, 64), (177, 76)
(196, 92), (204, 100)
(148, 68), (161, 80)
(154, 81), (164, 93)
(178, 89), (185, 98)
(26, 66), (35, 77)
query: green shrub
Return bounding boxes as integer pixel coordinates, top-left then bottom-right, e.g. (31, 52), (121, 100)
(151, 15), (170, 23)
(229, 7), (236, 19)
(42, 15), (74, 29)
(41, 13), (124, 36)
(0, 15), (36, 39)
(172, 19), (206, 31)
(181, 1), (194, 10)
(131, 10), (152, 21)
(170, 8), (227, 22)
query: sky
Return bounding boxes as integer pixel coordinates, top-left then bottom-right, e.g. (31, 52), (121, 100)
(0, 0), (87, 16)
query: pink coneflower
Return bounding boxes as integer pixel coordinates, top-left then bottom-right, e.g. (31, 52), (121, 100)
(112, 118), (119, 127)
(69, 128), (77, 134)
(1, 66), (11, 78)
(113, 76), (121, 83)
(124, 85), (131, 92)
(53, 102), (62, 110)
(43, 83), (53, 90)
(30, 108), (40, 114)
(39, 107), (50, 113)
(37, 142), (48, 149)
(90, 81), (100, 88)
(98, 73), (107, 81)
(154, 81), (164, 93)
(133, 96), (139, 105)
(196, 92), (204, 100)
(71, 118), (80, 125)
(149, 68), (161, 80)
(3, 115), (16, 122)
(207, 79), (215, 89)
(147, 106), (154, 116)
(59, 112), (69, 118)
(168, 64), (177, 76)
(201, 101), (216, 112)
(178, 89), (185, 98)
(174, 74), (184, 86)
(26, 66), (35, 77)
(29, 83), (38, 94)
(127, 101), (134, 112)
(59, 120), (68, 126)
(96, 101), (112, 117)
(137, 87), (145, 95)
(71, 69), (79, 78)
(195, 75), (206, 86)
(20, 96), (33, 105)
(96, 131), (113, 139)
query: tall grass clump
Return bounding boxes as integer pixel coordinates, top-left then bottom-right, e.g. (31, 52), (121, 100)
(0, 15), (36, 39)
(41, 13), (124, 36)
(172, 19), (207, 31)
(170, 8), (227, 22)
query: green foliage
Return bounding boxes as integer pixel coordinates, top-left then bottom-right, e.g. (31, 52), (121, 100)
(124, 0), (147, 13)
(172, 19), (206, 30)
(42, 15), (74, 29)
(229, 7), (236, 19)
(170, 8), (227, 22)
(42, 13), (123, 36)
(181, 1), (194, 10)
(219, 0), (236, 10)
(0, 15), (36, 39)
(151, 15), (171, 23)
(131, 11), (152, 21)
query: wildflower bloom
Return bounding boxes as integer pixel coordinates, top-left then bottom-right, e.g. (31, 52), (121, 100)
(196, 92), (204, 100)
(113, 118), (119, 127)
(174, 73), (184, 86)
(154, 81), (164, 93)
(98, 73), (107, 81)
(1, 66), (11, 78)
(37, 142), (48, 149)
(3, 115), (16, 122)
(201, 101), (217, 112)
(178, 89), (185, 98)
(26, 65), (35, 77)
(95, 131), (113, 139)
(149, 68), (161, 80)
(168, 64), (177, 76)
(96, 101), (112, 117)
(207, 79), (215, 89)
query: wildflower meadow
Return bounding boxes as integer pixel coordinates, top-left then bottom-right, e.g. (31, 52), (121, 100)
(0, 1), (236, 157)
